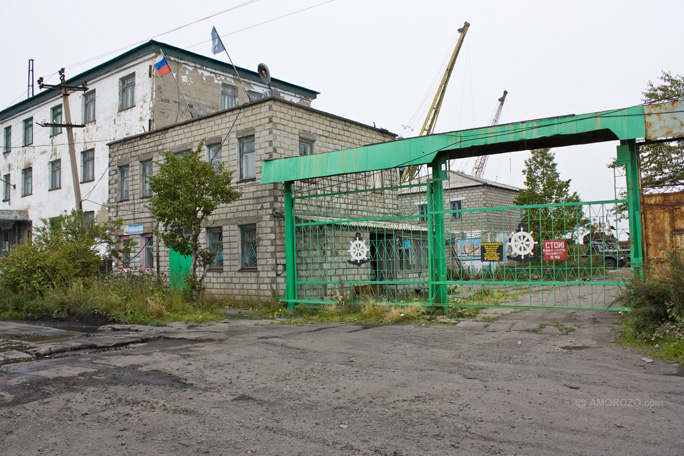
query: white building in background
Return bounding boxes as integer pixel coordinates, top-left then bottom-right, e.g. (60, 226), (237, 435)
(0, 40), (317, 251)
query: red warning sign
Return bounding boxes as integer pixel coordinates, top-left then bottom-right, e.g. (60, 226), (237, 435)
(542, 240), (568, 261)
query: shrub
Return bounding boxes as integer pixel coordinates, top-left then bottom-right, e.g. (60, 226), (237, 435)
(615, 249), (684, 335)
(0, 211), (124, 295)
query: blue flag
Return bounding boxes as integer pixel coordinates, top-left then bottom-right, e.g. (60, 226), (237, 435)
(211, 27), (226, 54)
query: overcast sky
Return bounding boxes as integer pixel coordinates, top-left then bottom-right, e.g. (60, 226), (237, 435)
(2, 0), (682, 200)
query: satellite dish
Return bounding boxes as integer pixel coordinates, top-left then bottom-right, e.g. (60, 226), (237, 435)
(257, 63), (271, 86)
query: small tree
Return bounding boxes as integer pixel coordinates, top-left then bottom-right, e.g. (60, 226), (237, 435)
(148, 140), (242, 299)
(514, 148), (586, 240)
(609, 72), (684, 219)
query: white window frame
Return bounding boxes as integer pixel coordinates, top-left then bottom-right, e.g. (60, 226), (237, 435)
(119, 73), (135, 110)
(119, 165), (130, 200)
(83, 90), (96, 123)
(3, 126), (10, 154)
(239, 224), (257, 269)
(23, 117), (33, 146)
(50, 104), (62, 136)
(49, 159), (61, 190)
(207, 227), (223, 269)
(142, 234), (154, 270)
(3, 173), (10, 201)
(239, 136), (255, 180)
(22, 167), (32, 196)
(141, 160), (153, 196)
(81, 149), (94, 182)
(207, 143), (222, 170)
(220, 83), (237, 110)
(299, 139), (313, 156)
(450, 200), (462, 219)
(418, 203), (428, 222)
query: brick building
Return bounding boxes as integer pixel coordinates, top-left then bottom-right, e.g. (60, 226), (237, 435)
(107, 95), (396, 301)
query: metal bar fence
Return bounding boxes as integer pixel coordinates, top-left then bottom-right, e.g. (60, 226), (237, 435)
(286, 169), (630, 311)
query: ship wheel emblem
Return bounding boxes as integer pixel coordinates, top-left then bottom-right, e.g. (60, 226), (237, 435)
(348, 232), (370, 266)
(507, 224), (539, 264)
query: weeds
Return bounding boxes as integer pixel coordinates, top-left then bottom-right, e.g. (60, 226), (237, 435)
(614, 248), (684, 365)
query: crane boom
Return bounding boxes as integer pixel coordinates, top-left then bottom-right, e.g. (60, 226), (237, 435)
(471, 90), (508, 178)
(400, 21), (470, 183)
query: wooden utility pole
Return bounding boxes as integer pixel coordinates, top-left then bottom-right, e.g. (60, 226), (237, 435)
(37, 69), (88, 211)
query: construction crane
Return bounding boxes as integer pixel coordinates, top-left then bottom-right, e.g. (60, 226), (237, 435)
(400, 21), (470, 183)
(470, 90), (508, 178)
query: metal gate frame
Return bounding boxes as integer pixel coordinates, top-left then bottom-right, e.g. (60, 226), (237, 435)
(264, 101), (684, 311)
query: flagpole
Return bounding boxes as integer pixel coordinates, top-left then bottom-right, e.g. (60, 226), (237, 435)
(222, 48), (251, 101)
(212, 27), (252, 102)
(159, 49), (194, 119)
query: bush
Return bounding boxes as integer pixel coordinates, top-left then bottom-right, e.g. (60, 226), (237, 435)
(0, 211), (124, 295)
(615, 249), (684, 337)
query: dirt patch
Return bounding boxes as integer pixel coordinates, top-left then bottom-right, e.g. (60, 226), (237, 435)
(0, 309), (682, 455)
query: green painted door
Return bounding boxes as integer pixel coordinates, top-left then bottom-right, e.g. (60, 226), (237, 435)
(169, 248), (191, 290)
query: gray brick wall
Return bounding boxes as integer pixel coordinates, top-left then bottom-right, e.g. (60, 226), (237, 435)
(108, 97), (396, 302)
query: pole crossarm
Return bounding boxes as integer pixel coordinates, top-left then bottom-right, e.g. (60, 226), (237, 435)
(262, 101), (684, 184)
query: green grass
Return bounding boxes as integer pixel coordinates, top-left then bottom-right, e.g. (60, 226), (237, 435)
(617, 320), (684, 366)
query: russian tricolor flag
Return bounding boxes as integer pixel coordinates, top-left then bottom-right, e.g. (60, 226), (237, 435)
(154, 55), (171, 76)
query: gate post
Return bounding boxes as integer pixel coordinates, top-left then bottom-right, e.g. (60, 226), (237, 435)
(283, 181), (297, 310)
(429, 159), (448, 308)
(616, 140), (643, 275)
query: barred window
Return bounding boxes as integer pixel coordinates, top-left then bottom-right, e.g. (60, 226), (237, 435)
(240, 224), (257, 268)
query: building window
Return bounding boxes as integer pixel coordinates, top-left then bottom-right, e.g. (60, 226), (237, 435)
(207, 143), (222, 170)
(3, 174), (10, 201)
(83, 211), (95, 228)
(119, 73), (135, 110)
(397, 167), (405, 184)
(3, 126), (10, 153)
(418, 203), (428, 222)
(81, 149), (94, 182)
(119, 165), (129, 200)
(23, 117), (33, 146)
(240, 224), (257, 269)
(49, 159), (61, 190)
(450, 200), (462, 219)
(22, 167), (32, 196)
(220, 84), (236, 110)
(239, 136), (255, 180)
(299, 139), (313, 156)
(50, 105), (62, 136)
(207, 227), (223, 269)
(83, 90), (96, 123)
(142, 234), (154, 270)
(141, 160), (153, 196)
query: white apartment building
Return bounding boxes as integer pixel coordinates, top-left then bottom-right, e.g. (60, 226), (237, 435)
(0, 40), (317, 251)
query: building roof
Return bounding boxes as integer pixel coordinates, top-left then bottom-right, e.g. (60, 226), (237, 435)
(445, 170), (520, 192)
(0, 40), (319, 122)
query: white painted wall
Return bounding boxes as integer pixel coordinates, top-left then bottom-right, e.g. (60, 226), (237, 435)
(0, 56), (154, 228)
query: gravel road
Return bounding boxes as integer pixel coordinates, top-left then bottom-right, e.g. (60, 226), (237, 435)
(1, 308), (682, 455)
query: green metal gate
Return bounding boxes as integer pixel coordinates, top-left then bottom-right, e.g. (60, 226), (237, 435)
(289, 169), (630, 311)
(263, 101), (684, 312)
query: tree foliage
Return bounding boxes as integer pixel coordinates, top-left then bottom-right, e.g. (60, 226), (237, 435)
(148, 140), (242, 299)
(0, 211), (123, 294)
(639, 71), (684, 190)
(514, 148), (585, 240)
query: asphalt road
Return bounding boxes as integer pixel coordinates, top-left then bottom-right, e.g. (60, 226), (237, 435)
(1, 309), (682, 455)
